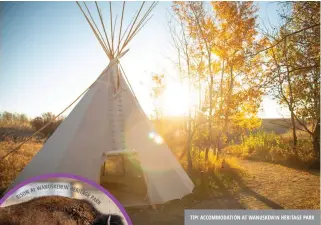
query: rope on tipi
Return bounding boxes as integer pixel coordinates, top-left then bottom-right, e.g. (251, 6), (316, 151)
(0, 61), (118, 161)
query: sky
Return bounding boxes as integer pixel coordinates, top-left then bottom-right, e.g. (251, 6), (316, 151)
(0, 1), (290, 119)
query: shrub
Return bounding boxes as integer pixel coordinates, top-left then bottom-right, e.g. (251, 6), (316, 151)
(223, 145), (249, 158)
(0, 112), (32, 130)
(244, 132), (283, 161)
(223, 131), (317, 168)
(31, 113), (63, 138)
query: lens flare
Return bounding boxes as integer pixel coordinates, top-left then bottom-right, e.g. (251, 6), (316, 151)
(148, 132), (155, 139)
(154, 135), (163, 144)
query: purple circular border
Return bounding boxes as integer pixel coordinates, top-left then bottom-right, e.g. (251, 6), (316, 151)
(0, 173), (133, 225)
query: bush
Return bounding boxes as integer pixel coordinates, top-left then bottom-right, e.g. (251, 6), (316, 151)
(244, 132), (285, 161)
(223, 131), (318, 168)
(224, 145), (248, 158)
(31, 113), (63, 138)
(0, 112), (32, 130)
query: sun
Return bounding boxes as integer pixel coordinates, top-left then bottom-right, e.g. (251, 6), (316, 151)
(160, 82), (198, 116)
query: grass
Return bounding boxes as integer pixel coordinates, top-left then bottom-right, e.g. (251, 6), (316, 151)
(0, 113), (44, 190)
(0, 128), (319, 213)
(223, 131), (319, 169)
(0, 114), (33, 132)
(0, 121), (32, 131)
(174, 148), (248, 201)
(234, 158), (320, 209)
(0, 140), (42, 190)
(128, 153), (319, 225)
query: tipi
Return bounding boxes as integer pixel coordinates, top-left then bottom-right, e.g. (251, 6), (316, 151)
(6, 2), (194, 206)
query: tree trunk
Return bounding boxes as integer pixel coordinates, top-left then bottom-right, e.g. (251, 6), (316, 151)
(290, 110), (298, 155)
(286, 77), (298, 156)
(312, 70), (320, 159)
(187, 57), (193, 173)
(216, 60), (225, 158)
(224, 66), (234, 137)
(283, 37), (298, 156)
(187, 132), (193, 173)
(198, 69), (202, 112)
(205, 52), (213, 161)
(205, 147), (209, 161)
(313, 118), (320, 158)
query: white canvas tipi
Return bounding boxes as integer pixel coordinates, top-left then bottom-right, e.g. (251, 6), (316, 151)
(6, 2), (194, 206)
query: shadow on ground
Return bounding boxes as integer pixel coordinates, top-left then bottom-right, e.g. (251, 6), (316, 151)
(126, 160), (288, 225)
(221, 163), (284, 209)
(126, 166), (239, 225)
(243, 157), (320, 176)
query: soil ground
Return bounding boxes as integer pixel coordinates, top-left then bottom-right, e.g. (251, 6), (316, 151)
(126, 158), (320, 225)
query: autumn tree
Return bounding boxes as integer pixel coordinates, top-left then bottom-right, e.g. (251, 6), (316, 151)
(286, 2), (320, 157)
(263, 2), (320, 157)
(168, 9), (201, 172)
(171, 2), (263, 161)
(173, 2), (221, 160)
(211, 2), (262, 151)
(151, 74), (166, 121)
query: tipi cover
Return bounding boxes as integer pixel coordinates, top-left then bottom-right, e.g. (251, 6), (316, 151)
(8, 59), (195, 205)
(6, 2), (195, 206)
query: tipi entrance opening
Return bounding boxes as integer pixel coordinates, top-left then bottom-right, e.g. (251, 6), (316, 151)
(100, 151), (149, 207)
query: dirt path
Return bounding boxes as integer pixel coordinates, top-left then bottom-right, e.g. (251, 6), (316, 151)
(231, 158), (320, 209)
(127, 159), (320, 225)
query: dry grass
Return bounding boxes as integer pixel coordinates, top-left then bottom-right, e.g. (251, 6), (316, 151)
(0, 140), (42, 189)
(129, 155), (320, 225)
(0, 131), (319, 213)
(0, 119), (32, 132)
(233, 158), (320, 209)
(223, 131), (319, 169)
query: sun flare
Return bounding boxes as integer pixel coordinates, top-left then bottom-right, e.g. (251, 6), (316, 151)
(160, 82), (199, 116)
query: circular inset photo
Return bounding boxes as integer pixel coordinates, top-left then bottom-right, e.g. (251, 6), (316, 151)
(0, 173), (131, 225)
